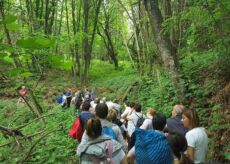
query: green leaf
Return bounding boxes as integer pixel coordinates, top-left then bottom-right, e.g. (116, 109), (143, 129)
(224, 152), (230, 160)
(4, 15), (17, 24)
(8, 68), (23, 77)
(16, 37), (55, 49)
(0, 53), (8, 59)
(6, 23), (20, 31)
(20, 72), (33, 78)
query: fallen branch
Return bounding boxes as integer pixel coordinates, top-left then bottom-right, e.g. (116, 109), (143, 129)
(21, 129), (60, 163)
(0, 130), (45, 148)
(0, 125), (24, 138)
(121, 81), (139, 102)
(15, 112), (56, 130)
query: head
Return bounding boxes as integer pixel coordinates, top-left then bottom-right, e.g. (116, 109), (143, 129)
(152, 113), (166, 131)
(130, 102), (136, 108)
(81, 101), (91, 111)
(147, 108), (156, 119)
(172, 105), (185, 117)
(124, 101), (130, 107)
(134, 103), (142, 112)
(100, 97), (106, 103)
(86, 118), (102, 139)
(181, 109), (199, 129)
(107, 109), (117, 123)
(167, 132), (188, 160)
(22, 86), (26, 89)
(95, 103), (108, 119)
(94, 98), (100, 104)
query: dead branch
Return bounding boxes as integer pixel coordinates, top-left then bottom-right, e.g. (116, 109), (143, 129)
(21, 129), (59, 163)
(121, 81), (139, 102)
(0, 125), (24, 138)
(0, 130), (45, 148)
(15, 112), (56, 130)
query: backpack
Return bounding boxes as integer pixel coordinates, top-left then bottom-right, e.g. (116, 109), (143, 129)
(69, 116), (84, 142)
(88, 140), (114, 164)
(74, 95), (82, 109)
(135, 113), (145, 128)
(102, 127), (117, 140)
(135, 128), (173, 164)
(57, 96), (63, 104)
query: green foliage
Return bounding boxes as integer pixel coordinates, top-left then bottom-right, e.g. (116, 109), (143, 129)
(0, 100), (78, 163)
(16, 37), (55, 49)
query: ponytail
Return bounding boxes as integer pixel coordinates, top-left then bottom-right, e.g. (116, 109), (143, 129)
(86, 118), (102, 139)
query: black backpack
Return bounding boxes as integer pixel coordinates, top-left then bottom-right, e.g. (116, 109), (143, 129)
(74, 95), (82, 109)
(135, 113), (145, 128)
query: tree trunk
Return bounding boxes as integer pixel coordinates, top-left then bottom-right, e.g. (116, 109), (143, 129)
(144, 0), (185, 100)
(101, 2), (118, 69)
(82, 0), (102, 85)
(0, 1), (21, 68)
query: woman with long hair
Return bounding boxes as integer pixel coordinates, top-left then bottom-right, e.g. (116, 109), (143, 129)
(181, 109), (208, 164)
(77, 118), (127, 164)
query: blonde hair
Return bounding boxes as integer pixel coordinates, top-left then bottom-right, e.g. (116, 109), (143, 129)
(107, 109), (117, 123)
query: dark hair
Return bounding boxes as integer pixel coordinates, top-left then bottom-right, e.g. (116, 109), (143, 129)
(134, 103), (141, 112)
(130, 102), (136, 108)
(81, 101), (90, 111)
(95, 103), (108, 118)
(124, 101), (130, 107)
(152, 113), (166, 131)
(86, 118), (102, 139)
(167, 132), (193, 164)
(183, 109), (199, 128)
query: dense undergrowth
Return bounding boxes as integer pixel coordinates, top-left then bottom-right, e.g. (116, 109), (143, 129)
(0, 53), (230, 163)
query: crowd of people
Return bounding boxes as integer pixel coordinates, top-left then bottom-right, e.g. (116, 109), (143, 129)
(59, 88), (209, 164)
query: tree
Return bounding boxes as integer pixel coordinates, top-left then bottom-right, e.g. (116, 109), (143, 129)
(144, 0), (185, 100)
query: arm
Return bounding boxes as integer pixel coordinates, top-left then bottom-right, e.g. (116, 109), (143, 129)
(127, 147), (135, 164)
(114, 126), (127, 152)
(187, 146), (195, 161)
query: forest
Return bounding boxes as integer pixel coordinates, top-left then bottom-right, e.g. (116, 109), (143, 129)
(0, 0), (229, 163)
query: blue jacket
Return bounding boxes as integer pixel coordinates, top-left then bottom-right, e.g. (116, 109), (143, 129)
(166, 115), (188, 136)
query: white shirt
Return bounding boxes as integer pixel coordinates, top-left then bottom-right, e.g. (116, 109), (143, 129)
(186, 127), (208, 164)
(121, 107), (132, 119)
(127, 112), (143, 136)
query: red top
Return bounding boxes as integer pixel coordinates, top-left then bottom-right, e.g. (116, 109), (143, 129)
(20, 88), (27, 96)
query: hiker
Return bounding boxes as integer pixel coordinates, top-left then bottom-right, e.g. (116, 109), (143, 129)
(76, 118), (127, 164)
(120, 101), (133, 126)
(106, 100), (114, 111)
(181, 109), (208, 164)
(90, 97), (100, 111)
(166, 104), (188, 136)
(85, 88), (94, 101)
(79, 103), (127, 152)
(17, 86), (27, 104)
(127, 113), (172, 164)
(107, 109), (127, 139)
(79, 101), (95, 127)
(126, 103), (143, 137)
(64, 89), (72, 108)
(167, 132), (193, 164)
(139, 108), (156, 130)
(120, 101), (131, 120)
(72, 91), (84, 115)
(113, 99), (122, 119)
